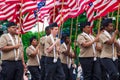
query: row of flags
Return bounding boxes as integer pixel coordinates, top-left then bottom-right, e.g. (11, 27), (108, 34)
(0, 0), (46, 33)
(0, 0), (120, 33)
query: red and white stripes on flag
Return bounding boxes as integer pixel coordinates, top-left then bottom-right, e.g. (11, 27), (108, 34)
(106, 0), (120, 12)
(94, 0), (118, 19)
(22, 12), (37, 33)
(100, 0), (118, 16)
(85, 0), (95, 27)
(94, 0), (110, 20)
(54, 0), (90, 26)
(0, 0), (5, 8)
(5, 0), (21, 3)
(0, 11), (6, 20)
(21, 1), (37, 15)
(38, 0), (67, 22)
(0, 4), (17, 22)
(52, 0), (92, 26)
(0, 1), (6, 20)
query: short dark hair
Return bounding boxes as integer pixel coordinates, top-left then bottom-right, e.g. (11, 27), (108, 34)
(79, 22), (90, 31)
(30, 36), (37, 44)
(101, 18), (112, 28)
(45, 26), (50, 31)
(49, 22), (58, 28)
(7, 22), (17, 28)
(61, 33), (69, 41)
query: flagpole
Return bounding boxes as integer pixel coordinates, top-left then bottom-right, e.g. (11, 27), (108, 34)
(111, 12), (114, 17)
(114, 3), (120, 60)
(116, 4), (120, 30)
(74, 16), (79, 51)
(70, 18), (73, 40)
(16, 0), (23, 61)
(108, 12), (110, 17)
(74, 0), (79, 51)
(59, 0), (64, 38)
(73, 0), (80, 60)
(53, 0), (56, 21)
(37, 16), (40, 42)
(19, 0), (23, 37)
(98, 17), (102, 34)
(18, 0), (23, 43)
(36, 5), (40, 42)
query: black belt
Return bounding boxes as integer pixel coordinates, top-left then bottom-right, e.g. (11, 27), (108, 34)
(2, 60), (22, 62)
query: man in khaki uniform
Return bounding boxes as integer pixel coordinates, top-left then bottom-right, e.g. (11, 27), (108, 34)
(99, 18), (119, 80)
(26, 36), (41, 80)
(40, 26), (51, 80)
(0, 22), (25, 80)
(44, 22), (65, 80)
(60, 34), (75, 80)
(77, 22), (100, 80)
(117, 36), (120, 80)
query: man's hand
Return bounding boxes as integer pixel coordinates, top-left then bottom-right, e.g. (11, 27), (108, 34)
(114, 29), (119, 35)
(14, 44), (21, 49)
(55, 39), (60, 44)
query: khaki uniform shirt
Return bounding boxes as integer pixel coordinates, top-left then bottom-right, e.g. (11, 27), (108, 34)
(96, 42), (102, 57)
(77, 32), (94, 57)
(99, 32), (116, 58)
(44, 35), (60, 58)
(26, 46), (40, 66)
(60, 43), (74, 64)
(0, 34), (23, 60)
(117, 38), (120, 58)
(40, 36), (47, 56)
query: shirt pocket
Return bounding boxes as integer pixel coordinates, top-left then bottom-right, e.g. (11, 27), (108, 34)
(7, 40), (13, 46)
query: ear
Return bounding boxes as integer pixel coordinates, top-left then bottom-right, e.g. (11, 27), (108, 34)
(7, 27), (10, 31)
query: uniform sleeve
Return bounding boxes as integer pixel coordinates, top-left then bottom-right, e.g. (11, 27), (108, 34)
(19, 38), (24, 52)
(70, 47), (74, 55)
(77, 35), (86, 45)
(26, 47), (34, 56)
(0, 35), (7, 49)
(56, 38), (60, 47)
(44, 37), (51, 51)
(40, 37), (45, 45)
(60, 44), (66, 54)
(99, 34), (109, 44)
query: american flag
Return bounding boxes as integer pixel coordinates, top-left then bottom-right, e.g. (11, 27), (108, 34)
(50, 0), (87, 26)
(94, 0), (110, 20)
(22, 12), (37, 33)
(0, 4), (17, 22)
(94, 0), (118, 19)
(107, 0), (119, 13)
(0, 0), (5, 8)
(0, 10), (6, 20)
(100, 0), (118, 16)
(38, 0), (67, 22)
(54, 0), (91, 26)
(85, 0), (95, 27)
(21, 0), (46, 33)
(5, 0), (20, 3)
(21, 1), (38, 15)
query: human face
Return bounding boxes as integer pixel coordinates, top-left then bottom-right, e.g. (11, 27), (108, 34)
(46, 29), (51, 36)
(8, 26), (17, 35)
(106, 23), (114, 32)
(65, 36), (70, 44)
(83, 25), (90, 34)
(32, 39), (38, 46)
(51, 27), (58, 36)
